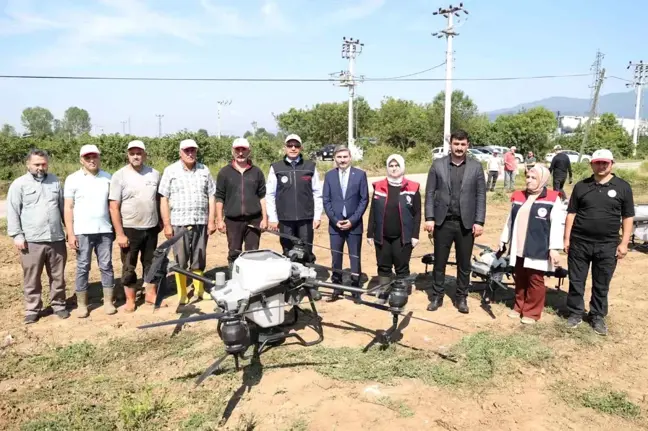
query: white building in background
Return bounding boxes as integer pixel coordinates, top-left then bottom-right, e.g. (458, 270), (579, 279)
(557, 114), (648, 136)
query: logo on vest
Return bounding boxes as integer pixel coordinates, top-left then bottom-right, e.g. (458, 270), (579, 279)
(406, 195), (412, 204)
(537, 207), (548, 218)
(608, 189), (617, 198)
(281, 176), (288, 184)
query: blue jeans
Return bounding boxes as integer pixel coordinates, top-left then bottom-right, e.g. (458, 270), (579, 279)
(76, 233), (115, 292)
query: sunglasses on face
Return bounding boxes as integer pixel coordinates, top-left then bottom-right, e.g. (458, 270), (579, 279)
(285, 143), (301, 149)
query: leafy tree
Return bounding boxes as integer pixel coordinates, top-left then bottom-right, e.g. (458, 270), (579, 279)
(565, 113), (633, 158)
(21, 107), (54, 138)
(373, 97), (427, 150)
(62, 107), (92, 137)
(0, 124), (17, 137)
(491, 107), (557, 155)
(197, 129), (209, 137)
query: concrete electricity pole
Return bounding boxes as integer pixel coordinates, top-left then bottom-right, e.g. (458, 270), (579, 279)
(217, 100), (232, 139)
(338, 36), (364, 160)
(433, 3), (469, 155)
(627, 60), (647, 156)
(579, 51), (605, 162)
(156, 114), (164, 138)
(120, 121), (127, 135)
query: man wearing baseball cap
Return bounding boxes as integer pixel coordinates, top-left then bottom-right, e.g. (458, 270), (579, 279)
(158, 139), (217, 307)
(265, 133), (323, 298)
(109, 140), (162, 312)
(64, 144), (116, 317)
(563, 149), (635, 335)
(215, 138), (268, 273)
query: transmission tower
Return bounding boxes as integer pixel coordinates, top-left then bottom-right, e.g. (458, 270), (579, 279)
(433, 3), (469, 155)
(579, 50), (605, 161)
(120, 120), (127, 135)
(217, 100), (232, 139)
(627, 60), (648, 156)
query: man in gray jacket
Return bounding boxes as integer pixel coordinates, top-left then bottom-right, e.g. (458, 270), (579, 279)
(424, 130), (487, 314)
(7, 149), (69, 324)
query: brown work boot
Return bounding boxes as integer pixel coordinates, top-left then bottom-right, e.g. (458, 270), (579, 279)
(124, 286), (137, 313)
(144, 283), (157, 305)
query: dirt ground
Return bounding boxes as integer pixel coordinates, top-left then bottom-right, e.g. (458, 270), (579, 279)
(1, 190), (648, 431)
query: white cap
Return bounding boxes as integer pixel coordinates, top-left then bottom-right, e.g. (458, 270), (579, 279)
(127, 140), (146, 151)
(179, 139), (198, 150)
(591, 149), (614, 163)
(284, 134), (302, 145)
(232, 138), (250, 149)
(554, 144), (562, 150)
(80, 144), (100, 156)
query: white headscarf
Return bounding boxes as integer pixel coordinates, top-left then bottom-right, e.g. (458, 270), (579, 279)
(386, 154), (405, 187)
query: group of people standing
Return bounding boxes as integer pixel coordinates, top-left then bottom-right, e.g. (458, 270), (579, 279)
(7, 130), (635, 336)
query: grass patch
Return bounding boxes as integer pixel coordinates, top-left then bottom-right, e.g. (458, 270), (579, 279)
(0, 218), (6, 235)
(271, 331), (552, 388)
(28, 341), (98, 372)
(20, 405), (115, 431)
(524, 319), (605, 346)
(554, 382), (641, 420)
(488, 190), (509, 203)
(369, 396), (415, 418)
(119, 389), (170, 430)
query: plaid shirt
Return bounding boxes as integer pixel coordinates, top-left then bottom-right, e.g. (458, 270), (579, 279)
(158, 160), (216, 226)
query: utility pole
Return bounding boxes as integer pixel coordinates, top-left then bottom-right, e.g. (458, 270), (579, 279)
(217, 100), (232, 139)
(128, 116), (131, 135)
(337, 37), (364, 160)
(579, 51), (605, 161)
(627, 60), (647, 157)
(433, 3), (468, 155)
(120, 120), (127, 135)
(156, 114), (164, 138)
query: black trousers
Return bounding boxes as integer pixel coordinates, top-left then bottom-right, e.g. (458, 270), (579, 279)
(375, 236), (412, 278)
(432, 218), (474, 298)
(279, 220), (314, 258)
(225, 215), (262, 264)
(567, 239), (618, 318)
(487, 171), (499, 191)
(120, 226), (159, 287)
(553, 176), (567, 197)
(330, 232), (362, 285)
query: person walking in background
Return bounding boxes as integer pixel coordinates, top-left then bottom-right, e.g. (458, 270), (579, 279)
(499, 165), (564, 324)
(64, 144), (116, 318)
(563, 149), (634, 336)
(215, 138), (268, 273)
(109, 140), (161, 312)
(548, 145), (573, 198)
(424, 130), (487, 314)
(486, 150), (503, 192)
(503, 146), (518, 192)
(525, 151), (537, 173)
(367, 154), (421, 301)
(7, 149), (69, 324)
(158, 139), (217, 307)
(322, 145), (368, 301)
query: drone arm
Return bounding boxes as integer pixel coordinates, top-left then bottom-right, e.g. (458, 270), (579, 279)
(305, 279), (367, 295)
(168, 264), (217, 287)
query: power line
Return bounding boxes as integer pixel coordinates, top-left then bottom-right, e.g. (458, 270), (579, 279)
(364, 62), (446, 80)
(0, 73), (591, 83)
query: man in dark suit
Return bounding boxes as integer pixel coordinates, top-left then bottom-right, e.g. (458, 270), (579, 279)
(424, 130), (487, 314)
(322, 145), (369, 301)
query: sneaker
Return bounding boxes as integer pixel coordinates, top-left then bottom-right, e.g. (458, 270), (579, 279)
(55, 310), (70, 319)
(507, 310), (520, 319)
(566, 314), (582, 329)
(24, 314), (39, 324)
(590, 316), (608, 336)
(521, 317), (536, 325)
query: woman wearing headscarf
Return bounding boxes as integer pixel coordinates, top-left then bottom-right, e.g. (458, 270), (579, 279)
(499, 165), (566, 324)
(367, 154), (421, 289)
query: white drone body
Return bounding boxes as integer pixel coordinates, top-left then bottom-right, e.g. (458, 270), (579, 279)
(209, 249), (317, 328)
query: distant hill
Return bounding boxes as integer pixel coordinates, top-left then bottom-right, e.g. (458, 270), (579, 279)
(486, 90), (646, 120)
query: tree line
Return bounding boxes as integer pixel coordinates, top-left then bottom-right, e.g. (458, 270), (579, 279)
(1, 90), (645, 182)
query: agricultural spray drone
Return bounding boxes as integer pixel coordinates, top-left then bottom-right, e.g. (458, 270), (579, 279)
(421, 241), (569, 319)
(138, 227), (460, 386)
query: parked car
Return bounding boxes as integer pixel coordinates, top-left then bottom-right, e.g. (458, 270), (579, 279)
(313, 144), (336, 161)
(432, 147), (445, 159)
(545, 150), (591, 164)
(468, 148), (491, 162)
(484, 145), (524, 164)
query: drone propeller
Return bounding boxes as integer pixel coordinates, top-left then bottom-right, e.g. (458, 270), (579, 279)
(248, 225), (359, 259)
(137, 311), (227, 329)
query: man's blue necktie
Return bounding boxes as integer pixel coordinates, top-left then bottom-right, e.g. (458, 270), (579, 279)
(341, 170), (347, 218)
